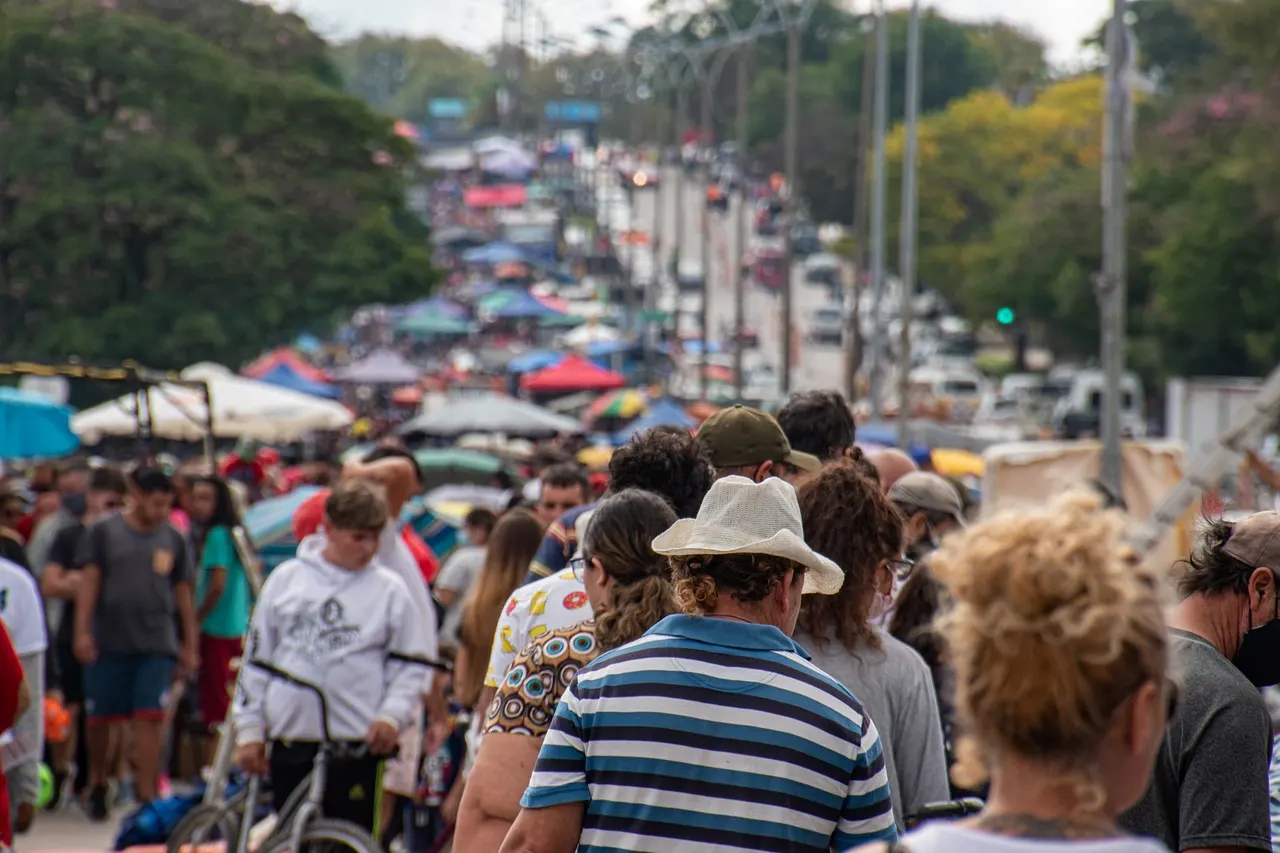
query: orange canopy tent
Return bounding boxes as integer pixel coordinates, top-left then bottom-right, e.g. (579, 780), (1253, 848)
(242, 348), (330, 383)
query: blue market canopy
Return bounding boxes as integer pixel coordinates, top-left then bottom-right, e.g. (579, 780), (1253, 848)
(462, 241), (533, 265)
(613, 398), (697, 443)
(0, 387), (78, 460)
(256, 363), (341, 400)
(507, 350), (564, 374)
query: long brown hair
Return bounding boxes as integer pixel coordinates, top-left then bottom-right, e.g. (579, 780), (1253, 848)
(795, 459), (905, 651)
(583, 490), (678, 650)
(456, 508), (543, 705)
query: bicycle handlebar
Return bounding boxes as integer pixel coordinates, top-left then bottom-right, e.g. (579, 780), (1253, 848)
(246, 652), (451, 744)
(904, 798), (985, 829)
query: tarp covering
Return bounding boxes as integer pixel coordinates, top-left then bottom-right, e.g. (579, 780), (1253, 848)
(256, 363), (341, 400)
(0, 387), (78, 460)
(613, 398), (697, 443)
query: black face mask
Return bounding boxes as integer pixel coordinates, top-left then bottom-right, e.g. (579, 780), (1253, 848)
(1233, 592), (1280, 687)
(62, 492), (88, 518)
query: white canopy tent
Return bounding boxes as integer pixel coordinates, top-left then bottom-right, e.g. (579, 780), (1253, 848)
(73, 362), (353, 443)
(560, 323), (622, 347)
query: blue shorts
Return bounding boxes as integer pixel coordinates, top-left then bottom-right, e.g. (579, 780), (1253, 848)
(83, 653), (175, 724)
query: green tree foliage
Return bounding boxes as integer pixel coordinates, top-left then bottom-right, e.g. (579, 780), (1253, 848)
(331, 35), (493, 126)
(0, 2), (435, 369)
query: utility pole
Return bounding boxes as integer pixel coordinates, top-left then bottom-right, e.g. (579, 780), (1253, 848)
(781, 20), (800, 396)
(699, 70), (713, 400)
(1100, 0), (1130, 495)
(733, 46), (750, 400)
(673, 81), (688, 343)
(867, 0), (889, 419)
(896, 0), (921, 448)
(647, 91), (667, 383)
(846, 14), (876, 402)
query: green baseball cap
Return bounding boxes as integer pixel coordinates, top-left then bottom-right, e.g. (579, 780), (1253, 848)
(697, 405), (821, 473)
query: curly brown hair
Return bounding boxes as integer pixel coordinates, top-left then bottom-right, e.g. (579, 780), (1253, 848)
(795, 460), (905, 652)
(583, 490), (679, 650)
(670, 553), (805, 614)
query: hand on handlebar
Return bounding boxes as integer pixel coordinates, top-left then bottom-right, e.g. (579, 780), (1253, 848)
(234, 742), (269, 776)
(365, 720), (399, 755)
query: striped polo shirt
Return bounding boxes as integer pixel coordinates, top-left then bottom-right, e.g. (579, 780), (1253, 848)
(521, 614), (898, 852)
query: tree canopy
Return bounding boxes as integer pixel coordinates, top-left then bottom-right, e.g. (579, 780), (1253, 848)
(0, 1), (435, 369)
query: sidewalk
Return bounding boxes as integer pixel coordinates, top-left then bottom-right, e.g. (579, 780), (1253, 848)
(20, 808), (121, 852)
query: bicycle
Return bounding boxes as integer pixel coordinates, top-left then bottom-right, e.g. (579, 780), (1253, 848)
(168, 652), (450, 853)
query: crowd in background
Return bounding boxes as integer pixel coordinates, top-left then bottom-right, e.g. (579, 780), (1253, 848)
(0, 389), (1279, 852)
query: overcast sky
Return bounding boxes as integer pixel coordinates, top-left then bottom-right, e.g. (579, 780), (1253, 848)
(276, 0), (1113, 66)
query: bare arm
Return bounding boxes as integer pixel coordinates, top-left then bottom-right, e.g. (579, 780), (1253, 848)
(175, 581), (198, 653)
(435, 588), (460, 609)
(41, 561), (80, 599)
(196, 567), (227, 624)
(455, 734), (542, 853)
(498, 803), (585, 853)
(1183, 848), (1251, 853)
(15, 671), (30, 719)
(74, 564), (101, 641)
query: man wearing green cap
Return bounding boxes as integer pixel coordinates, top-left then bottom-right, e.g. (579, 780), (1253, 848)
(696, 405), (822, 483)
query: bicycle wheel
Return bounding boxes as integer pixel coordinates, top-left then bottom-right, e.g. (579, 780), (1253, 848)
(166, 802), (242, 853)
(257, 817), (381, 853)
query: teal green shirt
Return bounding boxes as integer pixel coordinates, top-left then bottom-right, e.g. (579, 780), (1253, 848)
(196, 526), (251, 639)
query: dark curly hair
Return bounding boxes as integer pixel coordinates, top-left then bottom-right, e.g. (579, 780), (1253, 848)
(582, 490), (678, 650)
(670, 553), (805, 614)
(776, 390), (856, 462)
(796, 460), (905, 652)
(608, 426), (715, 519)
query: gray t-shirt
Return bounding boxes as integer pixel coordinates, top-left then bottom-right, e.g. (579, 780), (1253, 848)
(797, 625), (950, 828)
(1119, 629), (1273, 851)
(77, 514), (191, 657)
(434, 546), (486, 646)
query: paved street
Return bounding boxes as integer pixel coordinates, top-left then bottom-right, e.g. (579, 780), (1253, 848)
(19, 808), (120, 851)
(630, 166), (848, 397)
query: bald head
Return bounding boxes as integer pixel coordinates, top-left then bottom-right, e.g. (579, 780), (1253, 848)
(870, 449), (919, 492)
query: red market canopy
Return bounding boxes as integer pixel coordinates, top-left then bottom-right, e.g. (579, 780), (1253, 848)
(520, 355), (626, 394)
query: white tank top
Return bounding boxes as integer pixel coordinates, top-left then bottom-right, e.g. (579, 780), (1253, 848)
(897, 824), (1171, 853)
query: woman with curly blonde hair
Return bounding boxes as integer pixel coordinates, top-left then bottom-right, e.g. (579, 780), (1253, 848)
(454, 489), (678, 853)
(858, 491), (1174, 853)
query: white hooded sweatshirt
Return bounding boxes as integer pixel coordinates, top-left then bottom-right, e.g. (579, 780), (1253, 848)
(234, 533), (429, 746)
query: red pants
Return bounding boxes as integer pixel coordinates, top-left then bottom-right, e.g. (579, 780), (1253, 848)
(198, 634), (243, 728)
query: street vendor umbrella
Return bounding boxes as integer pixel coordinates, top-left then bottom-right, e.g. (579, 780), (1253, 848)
(331, 349), (421, 385)
(242, 348), (330, 383)
(462, 241), (530, 266)
(521, 355), (626, 395)
(480, 289), (565, 321)
(396, 312), (471, 337)
(413, 448), (514, 490)
(507, 350), (564, 374)
(613, 398), (698, 443)
(256, 363), (341, 400)
(586, 389), (647, 422)
(0, 387), (79, 460)
(396, 395), (582, 440)
(430, 226), (488, 249)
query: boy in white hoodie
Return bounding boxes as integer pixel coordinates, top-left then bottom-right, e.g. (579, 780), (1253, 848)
(232, 481), (428, 836)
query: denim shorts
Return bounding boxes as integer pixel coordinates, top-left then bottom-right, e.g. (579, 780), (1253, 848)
(83, 653), (175, 723)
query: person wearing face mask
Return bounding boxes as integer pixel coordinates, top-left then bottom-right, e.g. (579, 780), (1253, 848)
(886, 471), (967, 564)
(1118, 512), (1280, 853)
(793, 461), (949, 831)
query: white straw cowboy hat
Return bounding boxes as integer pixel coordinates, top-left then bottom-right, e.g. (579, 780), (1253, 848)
(651, 475), (844, 595)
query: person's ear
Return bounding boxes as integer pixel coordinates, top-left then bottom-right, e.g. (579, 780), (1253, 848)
(1249, 567), (1275, 610)
(755, 460), (774, 483)
(591, 556), (611, 589)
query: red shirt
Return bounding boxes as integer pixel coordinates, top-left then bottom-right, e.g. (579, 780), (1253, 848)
(0, 622), (22, 845)
(292, 491), (439, 583)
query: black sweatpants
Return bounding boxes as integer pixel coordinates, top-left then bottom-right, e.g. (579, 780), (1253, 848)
(269, 741), (385, 837)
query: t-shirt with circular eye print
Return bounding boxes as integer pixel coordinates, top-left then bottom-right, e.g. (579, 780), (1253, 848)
(484, 620), (598, 737)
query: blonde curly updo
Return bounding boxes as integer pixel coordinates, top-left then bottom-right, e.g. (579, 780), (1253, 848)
(928, 490), (1169, 795)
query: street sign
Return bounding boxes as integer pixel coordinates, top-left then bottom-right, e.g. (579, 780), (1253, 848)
(544, 100), (602, 124)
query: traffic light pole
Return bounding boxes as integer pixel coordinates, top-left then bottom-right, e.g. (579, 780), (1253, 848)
(895, 0), (921, 449)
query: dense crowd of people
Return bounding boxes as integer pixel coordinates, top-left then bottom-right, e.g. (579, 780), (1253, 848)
(1, 389), (1280, 853)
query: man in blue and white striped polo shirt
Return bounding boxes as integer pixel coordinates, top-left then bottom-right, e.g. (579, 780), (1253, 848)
(500, 475), (898, 853)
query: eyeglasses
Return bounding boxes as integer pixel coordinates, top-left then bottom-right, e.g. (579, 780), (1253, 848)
(569, 556), (589, 582)
(887, 556), (915, 579)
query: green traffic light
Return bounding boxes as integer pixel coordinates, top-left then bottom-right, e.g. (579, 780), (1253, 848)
(996, 307), (1015, 325)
